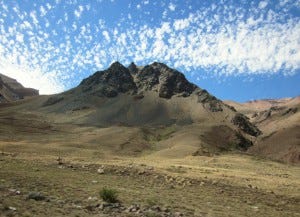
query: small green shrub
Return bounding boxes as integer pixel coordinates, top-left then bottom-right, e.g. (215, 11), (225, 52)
(99, 187), (118, 203)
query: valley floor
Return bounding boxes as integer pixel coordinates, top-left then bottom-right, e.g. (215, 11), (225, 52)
(0, 152), (299, 217)
(0, 108), (299, 216)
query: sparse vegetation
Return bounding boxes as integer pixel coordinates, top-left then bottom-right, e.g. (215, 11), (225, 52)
(0, 155), (299, 217)
(144, 211), (161, 217)
(146, 197), (160, 207)
(56, 156), (63, 165)
(166, 165), (187, 174)
(99, 187), (118, 203)
(142, 126), (177, 143)
(234, 132), (253, 150)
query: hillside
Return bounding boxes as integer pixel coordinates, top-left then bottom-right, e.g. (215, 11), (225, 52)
(226, 97), (300, 164)
(0, 62), (261, 158)
(0, 73), (39, 102)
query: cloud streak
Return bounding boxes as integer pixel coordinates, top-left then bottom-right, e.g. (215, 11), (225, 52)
(0, 0), (299, 94)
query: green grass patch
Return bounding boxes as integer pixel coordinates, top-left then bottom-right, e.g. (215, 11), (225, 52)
(99, 187), (119, 203)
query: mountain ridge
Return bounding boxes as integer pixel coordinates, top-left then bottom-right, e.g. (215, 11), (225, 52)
(0, 61), (263, 159)
(1, 62), (298, 163)
(70, 61), (226, 113)
(0, 73), (39, 103)
(41, 61), (260, 137)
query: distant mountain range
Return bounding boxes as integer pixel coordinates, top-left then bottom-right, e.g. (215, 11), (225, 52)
(0, 62), (298, 164)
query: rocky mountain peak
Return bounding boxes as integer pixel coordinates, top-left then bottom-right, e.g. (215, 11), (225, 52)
(43, 61), (262, 138)
(109, 61), (127, 73)
(75, 61), (230, 112)
(79, 61), (199, 99)
(128, 62), (138, 75)
(79, 61), (137, 97)
(132, 62), (198, 99)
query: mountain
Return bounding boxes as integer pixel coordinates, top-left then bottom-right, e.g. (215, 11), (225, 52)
(0, 73), (39, 103)
(0, 62), (297, 164)
(0, 62), (298, 217)
(0, 62), (260, 158)
(40, 62), (257, 132)
(226, 97), (300, 164)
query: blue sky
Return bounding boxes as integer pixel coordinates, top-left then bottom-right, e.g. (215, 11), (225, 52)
(0, 0), (299, 102)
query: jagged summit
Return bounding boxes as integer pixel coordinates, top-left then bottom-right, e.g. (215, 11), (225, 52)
(128, 62), (139, 75)
(45, 61), (234, 114)
(79, 61), (205, 101)
(134, 62), (197, 99)
(41, 61), (260, 138)
(80, 61), (137, 97)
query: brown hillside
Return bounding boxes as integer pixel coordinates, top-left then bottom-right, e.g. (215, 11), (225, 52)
(226, 97), (300, 164)
(0, 62), (260, 158)
(0, 73), (39, 102)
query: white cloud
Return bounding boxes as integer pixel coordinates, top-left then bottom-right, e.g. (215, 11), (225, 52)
(168, 3), (176, 11)
(279, 0), (290, 7)
(40, 6), (47, 16)
(102, 30), (110, 42)
(74, 5), (84, 18)
(162, 10), (167, 19)
(15, 33), (24, 43)
(258, 1), (268, 9)
(86, 4), (91, 11)
(173, 18), (190, 30)
(155, 22), (171, 39)
(29, 11), (38, 26)
(0, 0), (299, 96)
(72, 22), (77, 30)
(0, 58), (64, 94)
(46, 3), (52, 10)
(116, 3), (300, 75)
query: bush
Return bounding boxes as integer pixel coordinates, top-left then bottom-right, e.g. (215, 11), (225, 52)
(99, 187), (118, 203)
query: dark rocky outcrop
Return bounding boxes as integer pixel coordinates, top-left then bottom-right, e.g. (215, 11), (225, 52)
(79, 62), (199, 100)
(79, 62), (137, 97)
(282, 107), (298, 116)
(135, 65), (160, 91)
(136, 62), (197, 99)
(128, 62), (139, 75)
(195, 89), (223, 112)
(232, 113), (261, 136)
(71, 61), (231, 113)
(235, 132), (253, 150)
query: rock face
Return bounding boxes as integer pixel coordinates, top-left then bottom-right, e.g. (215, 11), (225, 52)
(232, 113), (261, 136)
(0, 73), (39, 103)
(80, 62), (137, 97)
(134, 62), (197, 99)
(80, 62), (198, 99)
(77, 61), (223, 112)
